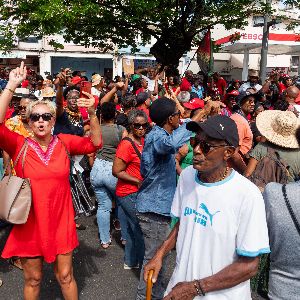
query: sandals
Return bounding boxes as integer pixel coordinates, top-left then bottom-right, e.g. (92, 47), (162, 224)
(101, 240), (112, 249)
(9, 258), (23, 271)
(76, 223), (86, 230)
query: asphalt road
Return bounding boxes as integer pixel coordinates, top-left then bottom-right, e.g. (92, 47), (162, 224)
(0, 217), (265, 300)
(0, 216), (175, 300)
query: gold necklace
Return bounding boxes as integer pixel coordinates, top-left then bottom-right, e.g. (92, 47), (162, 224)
(65, 108), (82, 127)
(220, 167), (230, 181)
(65, 107), (81, 118)
(198, 166), (231, 183)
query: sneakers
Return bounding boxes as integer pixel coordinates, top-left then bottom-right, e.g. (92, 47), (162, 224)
(124, 263), (139, 270)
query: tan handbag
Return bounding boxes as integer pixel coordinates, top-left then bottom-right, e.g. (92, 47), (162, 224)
(0, 141), (32, 224)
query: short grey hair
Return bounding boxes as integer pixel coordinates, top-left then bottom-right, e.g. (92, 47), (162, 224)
(26, 99), (56, 119)
(177, 91), (190, 103)
(127, 109), (148, 126)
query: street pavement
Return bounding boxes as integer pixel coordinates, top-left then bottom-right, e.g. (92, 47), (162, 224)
(0, 216), (265, 300)
(0, 216), (175, 300)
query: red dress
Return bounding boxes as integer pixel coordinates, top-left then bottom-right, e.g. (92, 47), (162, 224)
(0, 123), (100, 263)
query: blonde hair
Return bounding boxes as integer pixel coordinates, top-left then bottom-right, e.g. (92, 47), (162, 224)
(26, 99), (56, 119)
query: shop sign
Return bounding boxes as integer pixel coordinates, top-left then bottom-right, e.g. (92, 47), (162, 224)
(0, 52), (27, 59)
(241, 32), (263, 41)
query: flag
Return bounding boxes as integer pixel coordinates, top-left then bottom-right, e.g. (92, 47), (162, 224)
(197, 29), (214, 75)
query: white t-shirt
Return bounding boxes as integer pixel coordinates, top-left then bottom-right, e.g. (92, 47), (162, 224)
(91, 86), (101, 97)
(166, 167), (270, 300)
(239, 82), (262, 93)
(142, 75), (161, 92)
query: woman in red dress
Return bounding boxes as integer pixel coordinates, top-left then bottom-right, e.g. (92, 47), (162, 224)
(0, 62), (102, 300)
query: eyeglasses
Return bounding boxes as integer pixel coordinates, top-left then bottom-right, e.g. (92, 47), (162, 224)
(171, 111), (181, 117)
(29, 113), (53, 122)
(190, 137), (229, 155)
(133, 123), (148, 130)
(18, 105), (27, 111)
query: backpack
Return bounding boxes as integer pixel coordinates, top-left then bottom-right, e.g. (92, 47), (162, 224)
(249, 147), (289, 192)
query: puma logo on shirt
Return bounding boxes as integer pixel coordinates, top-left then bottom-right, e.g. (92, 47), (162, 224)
(183, 203), (220, 227)
(199, 203), (220, 226)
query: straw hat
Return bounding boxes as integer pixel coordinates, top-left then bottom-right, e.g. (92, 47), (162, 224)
(256, 110), (300, 149)
(14, 88), (30, 98)
(248, 69), (259, 78)
(41, 87), (56, 98)
(91, 74), (102, 86)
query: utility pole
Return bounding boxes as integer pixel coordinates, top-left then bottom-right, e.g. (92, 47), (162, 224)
(259, 0), (272, 83)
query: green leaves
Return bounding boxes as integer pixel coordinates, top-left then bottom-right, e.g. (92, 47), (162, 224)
(1, 0), (299, 67)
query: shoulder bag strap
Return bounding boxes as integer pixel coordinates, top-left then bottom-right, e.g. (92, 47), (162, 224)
(2, 141), (28, 180)
(122, 137), (141, 159)
(267, 147), (290, 176)
(21, 141), (28, 178)
(282, 184), (300, 236)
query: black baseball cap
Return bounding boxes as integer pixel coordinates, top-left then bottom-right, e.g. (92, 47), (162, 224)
(186, 115), (239, 148)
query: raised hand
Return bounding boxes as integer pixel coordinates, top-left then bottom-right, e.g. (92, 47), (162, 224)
(205, 100), (226, 116)
(77, 92), (95, 109)
(8, 61), (27, 89)
(115, 81), (125, 89)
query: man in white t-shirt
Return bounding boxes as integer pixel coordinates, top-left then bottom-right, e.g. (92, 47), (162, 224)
(91, 73), (105, 97)
(135, 66), (161, 92)
(143, 115), (270, 300)
(239, 70), (262, 94)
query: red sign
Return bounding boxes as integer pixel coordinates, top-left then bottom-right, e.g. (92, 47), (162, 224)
(241, 33), (263, 41)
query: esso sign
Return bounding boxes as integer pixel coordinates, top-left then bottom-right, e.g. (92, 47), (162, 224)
(241, 33), (263, 41)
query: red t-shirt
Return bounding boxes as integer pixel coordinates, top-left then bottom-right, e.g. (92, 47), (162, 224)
(135, 88), (146, 95)
(115, 138), (144, 197)
(278, 82), (286, 94)
(137, 106), (152, 123)
(216, 77), (226, 95)
(180, 78), (192, 91)
(5, 108), (14, 121)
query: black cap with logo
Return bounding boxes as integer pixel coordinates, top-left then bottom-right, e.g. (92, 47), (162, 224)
(186, 115), (239, 148)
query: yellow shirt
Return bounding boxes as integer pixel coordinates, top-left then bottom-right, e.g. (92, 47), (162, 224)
(5, 115), (33, 138)
(5, 115), (33, 174)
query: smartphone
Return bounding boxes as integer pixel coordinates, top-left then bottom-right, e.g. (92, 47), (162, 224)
(80, 81), (92, 98)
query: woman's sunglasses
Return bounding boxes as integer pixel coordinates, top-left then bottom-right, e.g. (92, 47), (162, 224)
(190, 137), (229, 155)
(29, 113), (53, 122)
(133, 123), (148, 130)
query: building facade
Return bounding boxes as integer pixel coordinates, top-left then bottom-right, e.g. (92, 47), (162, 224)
(1, 1), (299, 80)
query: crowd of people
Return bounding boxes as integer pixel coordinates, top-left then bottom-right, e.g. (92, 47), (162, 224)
(0, 61), (300, 300)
